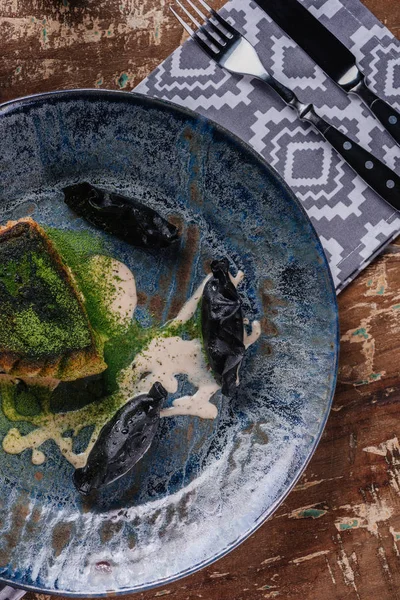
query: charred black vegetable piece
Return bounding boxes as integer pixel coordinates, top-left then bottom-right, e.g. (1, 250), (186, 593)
(63, 182), (179, 249)
(73, 382), (167, 495)
(201, 258), (245, 397)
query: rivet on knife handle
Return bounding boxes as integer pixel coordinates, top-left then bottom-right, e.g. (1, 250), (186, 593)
(350, 78), (400, 147)
(302, 107), (400, 210)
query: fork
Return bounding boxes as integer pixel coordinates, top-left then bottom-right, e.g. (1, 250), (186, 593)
(170, 0), (400, 210)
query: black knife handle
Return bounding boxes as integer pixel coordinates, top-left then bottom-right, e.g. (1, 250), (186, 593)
(303, 107), (400, 210)
(351, 78), (400, 147)
(257, 73), (400, 209)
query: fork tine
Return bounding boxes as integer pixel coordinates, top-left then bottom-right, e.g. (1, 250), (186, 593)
(184, 0), (229, 45)
(206, 19), (230, 42)
(176, 0), (202, 29)
(196, 0), (212, 11)
(169, 6), (194, 36)
(184, 0), (207, 21)
(170, 0), (221, 59)
(196, 0), (237, 37)
(193, 32), (220, 58)
(176, 0), (224, 50)
(211, 12), (237, 36)
(199, 25), (225, 49)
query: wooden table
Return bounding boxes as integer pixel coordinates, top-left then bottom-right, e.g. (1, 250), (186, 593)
(0, 1), (399, 599)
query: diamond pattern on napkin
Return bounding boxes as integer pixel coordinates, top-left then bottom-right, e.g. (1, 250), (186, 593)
(135, 0), (400, 292)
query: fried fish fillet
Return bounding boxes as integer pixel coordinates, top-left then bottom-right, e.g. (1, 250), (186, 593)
(0, 218), (107, 381)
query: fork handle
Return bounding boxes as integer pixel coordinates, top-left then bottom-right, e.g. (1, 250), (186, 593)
(302, 106), (400, 210)
(350, 78), (400, 147)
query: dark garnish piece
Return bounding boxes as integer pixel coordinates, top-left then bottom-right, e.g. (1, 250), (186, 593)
(63, 182), (179, 249)
(201, 258), (245, 397)
(73, 382), (168, 495)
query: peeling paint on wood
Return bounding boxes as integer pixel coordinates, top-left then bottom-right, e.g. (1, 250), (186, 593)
(364, 438), (400, 497)
(0, 0), (198, 100)
(291, 550), (330, 564)
(260, 556), (282, 566)
(288, 503), (328, 519)
(364, 437), (400, 457)
(335, 497), (393, 536)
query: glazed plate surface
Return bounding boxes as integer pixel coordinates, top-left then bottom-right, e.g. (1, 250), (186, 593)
(0, 91), (338, 595)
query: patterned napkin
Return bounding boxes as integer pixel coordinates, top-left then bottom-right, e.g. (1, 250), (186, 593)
(135, 0), (400, 292)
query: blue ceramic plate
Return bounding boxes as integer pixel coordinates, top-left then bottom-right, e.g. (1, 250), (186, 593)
(0, 91), (338, 595)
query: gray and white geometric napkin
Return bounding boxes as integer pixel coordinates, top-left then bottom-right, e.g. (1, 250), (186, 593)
(135, 0), (400, 292)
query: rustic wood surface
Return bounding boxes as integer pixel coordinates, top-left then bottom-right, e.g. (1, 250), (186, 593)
(1, 1), (400, 599)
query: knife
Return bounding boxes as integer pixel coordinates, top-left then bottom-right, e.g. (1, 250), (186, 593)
(254, 0), (400, 147)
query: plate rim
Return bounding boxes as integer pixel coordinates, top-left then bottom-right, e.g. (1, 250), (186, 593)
(0, 88), (339, 597)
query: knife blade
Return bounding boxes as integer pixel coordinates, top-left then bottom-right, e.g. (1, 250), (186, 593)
(254, 0), (400, 147)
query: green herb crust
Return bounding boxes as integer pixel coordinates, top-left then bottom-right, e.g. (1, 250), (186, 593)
(0, 219), (106, 380)
(1, 224), (203, 438)
(46, 227), (202, 396)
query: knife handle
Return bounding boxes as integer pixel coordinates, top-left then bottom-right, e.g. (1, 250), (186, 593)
(257, 72), (400, 208)
(351, 78), (400, 147)
(303, 107), (400, 210)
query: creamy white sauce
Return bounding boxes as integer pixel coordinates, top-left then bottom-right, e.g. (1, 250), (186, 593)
(89, 255), (137, 327)
(2, 262), (261, 466)
(2, 256), (138, 468)
(244, 321), (262, 349)
(3, 416), (99, 469)
(170, 274), (212, 325)
(230, 270), (245, 287)
(129, 336), (219, 420)
(121, 269), (260, 420)
(32, 449), (46, 466)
